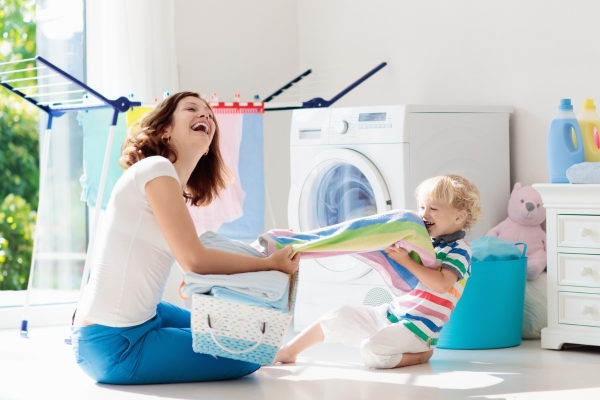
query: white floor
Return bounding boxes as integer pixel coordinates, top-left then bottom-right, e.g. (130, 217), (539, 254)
(1, 326), (600, 400)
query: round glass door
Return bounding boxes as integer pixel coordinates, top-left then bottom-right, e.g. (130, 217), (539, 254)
(302, 162), (378, 231)
(294, 149), (390, 277)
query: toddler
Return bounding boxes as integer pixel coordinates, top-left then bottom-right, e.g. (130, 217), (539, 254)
(275, 174), (482, 368)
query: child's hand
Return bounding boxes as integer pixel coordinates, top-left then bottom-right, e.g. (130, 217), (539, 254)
(384, 246), (412, 265)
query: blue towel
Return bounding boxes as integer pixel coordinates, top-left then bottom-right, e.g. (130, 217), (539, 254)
(472, 236), (525, 262)
(77, 109), (127, 209)
(566, 162), (600, 184)
(210, 284), (290, 310)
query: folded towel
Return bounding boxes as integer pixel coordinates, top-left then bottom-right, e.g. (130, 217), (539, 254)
(566, 162), (600, 184)
(210, 283), (290, 310)
(179, 232), (290, 301)
(257, 210), (436, 295)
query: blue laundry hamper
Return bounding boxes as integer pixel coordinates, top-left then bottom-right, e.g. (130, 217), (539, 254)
(437, 243), (527, 349)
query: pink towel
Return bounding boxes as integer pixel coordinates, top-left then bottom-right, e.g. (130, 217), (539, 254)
(187, 112), (246, 234)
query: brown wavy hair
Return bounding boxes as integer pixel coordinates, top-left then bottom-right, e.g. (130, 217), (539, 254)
(119, 91), (231, 206)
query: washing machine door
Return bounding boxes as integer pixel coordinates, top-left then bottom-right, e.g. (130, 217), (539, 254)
(289, 148), (391, 281)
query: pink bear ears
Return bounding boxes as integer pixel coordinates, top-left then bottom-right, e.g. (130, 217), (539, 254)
(512, 182), (522, 192)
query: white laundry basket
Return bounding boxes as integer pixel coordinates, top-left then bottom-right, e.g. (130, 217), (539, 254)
(191, 272), (298, 366)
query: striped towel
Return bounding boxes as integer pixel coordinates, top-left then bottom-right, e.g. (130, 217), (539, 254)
(258, 210), (436, 294)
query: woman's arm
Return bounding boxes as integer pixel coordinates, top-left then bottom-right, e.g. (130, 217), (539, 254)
(146, 176), (300, 275)
(384, 247), (457, 293)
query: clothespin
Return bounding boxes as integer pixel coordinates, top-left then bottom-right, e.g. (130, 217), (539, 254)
(210, 92), (218, 102)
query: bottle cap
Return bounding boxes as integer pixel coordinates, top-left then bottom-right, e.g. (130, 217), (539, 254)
(583, 98), (596, 110)
(559, 98), (573, 111)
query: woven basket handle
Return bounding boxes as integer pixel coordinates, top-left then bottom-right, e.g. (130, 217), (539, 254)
(207, 315), (267, 355)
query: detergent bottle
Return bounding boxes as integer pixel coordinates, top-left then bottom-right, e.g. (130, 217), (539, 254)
(547, 99), (584, 183)
(577, 98), (600, 162)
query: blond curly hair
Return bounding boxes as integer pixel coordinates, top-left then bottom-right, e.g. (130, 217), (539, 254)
(415, 174), (483, 231)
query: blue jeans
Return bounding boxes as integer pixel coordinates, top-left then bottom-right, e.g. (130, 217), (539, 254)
(71, 302), (260, 384)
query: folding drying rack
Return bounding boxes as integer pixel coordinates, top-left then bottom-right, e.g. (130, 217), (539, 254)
(0, 56), (140, 337)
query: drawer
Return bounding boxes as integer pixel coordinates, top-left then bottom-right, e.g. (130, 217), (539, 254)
(559, 292), (600, 327)
(558, 253), (600, 288)
(558, 215), (600, 248)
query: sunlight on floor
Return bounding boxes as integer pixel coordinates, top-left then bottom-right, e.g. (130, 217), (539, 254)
(271, 363), (412, 384)
(482, 387), (600, 399)
(413, 370), (515, 389)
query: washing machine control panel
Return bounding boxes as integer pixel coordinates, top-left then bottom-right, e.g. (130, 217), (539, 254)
(328, 105), (407, 144)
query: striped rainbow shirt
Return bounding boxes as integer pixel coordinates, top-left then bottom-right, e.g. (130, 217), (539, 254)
(387, 231), (471, 348)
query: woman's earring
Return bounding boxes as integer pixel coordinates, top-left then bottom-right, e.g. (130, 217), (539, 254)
(162, 136), (170, 145)
(204, 149), (209, 156)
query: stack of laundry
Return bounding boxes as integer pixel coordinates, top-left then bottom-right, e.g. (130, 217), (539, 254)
(179, 232), (291, 310)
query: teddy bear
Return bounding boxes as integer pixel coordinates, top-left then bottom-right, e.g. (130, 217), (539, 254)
(486, 182), (547, 280)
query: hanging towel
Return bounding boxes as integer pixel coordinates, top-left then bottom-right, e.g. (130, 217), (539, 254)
(257, 210), (436, 295)
(217, 111), (265, 241)
(187, 103), (265, 239)
(78, 106), (154, 209)
(178, 231), (289, 302)
(78, 109), (127, 209)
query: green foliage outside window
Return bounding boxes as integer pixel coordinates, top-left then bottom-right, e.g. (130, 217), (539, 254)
(0, 0), (39, 290)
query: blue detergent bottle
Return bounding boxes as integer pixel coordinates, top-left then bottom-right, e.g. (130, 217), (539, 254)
(547, 99), (585, 183)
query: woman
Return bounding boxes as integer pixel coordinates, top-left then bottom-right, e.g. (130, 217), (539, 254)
(72, 91), (300, 384)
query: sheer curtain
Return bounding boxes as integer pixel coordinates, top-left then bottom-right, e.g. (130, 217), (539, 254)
(85, 0), (179, 102)
(84, 0), (182, 306)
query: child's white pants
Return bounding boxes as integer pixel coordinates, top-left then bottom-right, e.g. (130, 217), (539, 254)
(318, 304), (431, 369)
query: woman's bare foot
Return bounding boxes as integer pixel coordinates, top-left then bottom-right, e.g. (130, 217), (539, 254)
(274, 346), (297, 364)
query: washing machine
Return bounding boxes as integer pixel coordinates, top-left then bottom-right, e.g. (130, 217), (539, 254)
(288, 104), (513, 331)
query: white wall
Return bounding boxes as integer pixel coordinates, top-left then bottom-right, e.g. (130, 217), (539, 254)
(174, 0), (600, 230)
(298, 0), (600, 187)
(174, 0), (299, 229)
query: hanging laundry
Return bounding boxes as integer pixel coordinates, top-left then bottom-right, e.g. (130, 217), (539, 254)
(188, 102), (265, 241)
(78, 109), (127, 209)
(78, 107), (153, 209)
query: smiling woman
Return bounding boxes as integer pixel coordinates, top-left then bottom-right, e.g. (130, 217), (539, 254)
(71, 91), (300, 385)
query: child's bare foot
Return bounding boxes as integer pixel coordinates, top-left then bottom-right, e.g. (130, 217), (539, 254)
(274, 346), (297, 364)
(394, 349), (434, 368)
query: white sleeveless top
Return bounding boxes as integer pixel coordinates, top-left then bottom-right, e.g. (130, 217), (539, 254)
(77, 156), (181, 327)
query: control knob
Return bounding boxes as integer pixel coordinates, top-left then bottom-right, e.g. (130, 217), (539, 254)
(332, 120), (349, 135)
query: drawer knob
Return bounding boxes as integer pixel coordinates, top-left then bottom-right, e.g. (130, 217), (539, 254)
(581, 305), (595, 315)
(580, 227), (592, 237)
(580, 266), (593, 276)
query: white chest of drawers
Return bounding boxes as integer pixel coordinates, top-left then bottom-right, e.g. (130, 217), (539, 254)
(534, 184), (600, 349)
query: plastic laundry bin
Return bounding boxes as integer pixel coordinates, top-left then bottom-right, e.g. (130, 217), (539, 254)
(437, 244), (527, 349)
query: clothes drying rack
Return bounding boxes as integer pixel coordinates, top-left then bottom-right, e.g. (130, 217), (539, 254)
(262, 62), (387, 111)
(0, 56), (141, 338)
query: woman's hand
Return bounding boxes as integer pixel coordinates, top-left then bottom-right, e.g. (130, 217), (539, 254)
(384, 246), (412, 265)
(268, 246), (301, 274)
